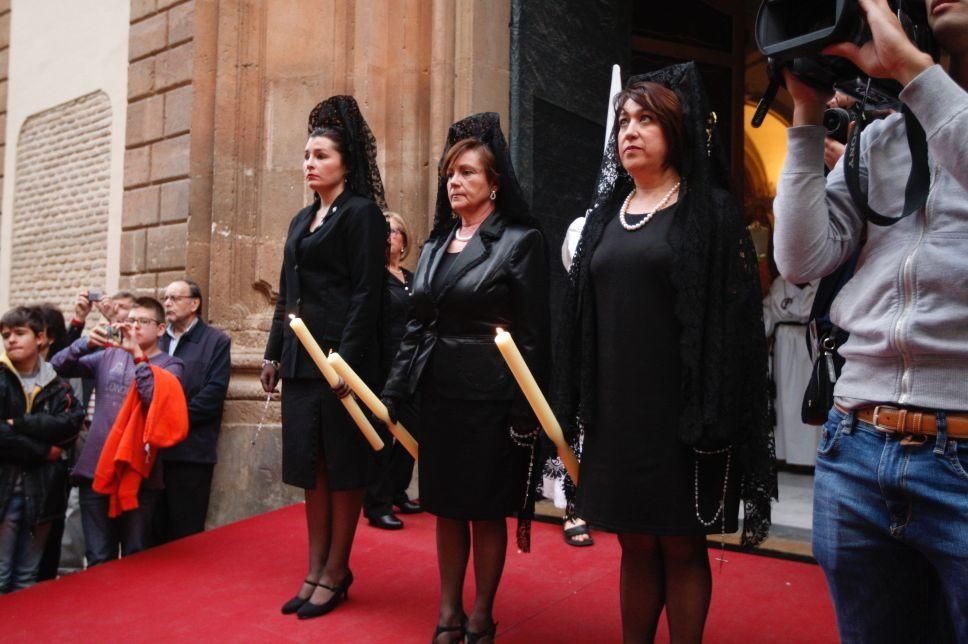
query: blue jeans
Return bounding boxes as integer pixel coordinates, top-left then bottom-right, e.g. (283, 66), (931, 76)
(0, 492), (52, 593)
(813, 407), (968, 643)
(77, 481), (159, 567)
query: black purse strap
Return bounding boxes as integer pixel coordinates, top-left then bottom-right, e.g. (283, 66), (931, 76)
(844, 105), (930, 227)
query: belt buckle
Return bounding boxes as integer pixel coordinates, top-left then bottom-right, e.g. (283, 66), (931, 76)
(871, 405), (886, 430)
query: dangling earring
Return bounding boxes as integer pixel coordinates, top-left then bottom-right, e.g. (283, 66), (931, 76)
(489, 190), (497, 201)
(705, 111), (718, 158)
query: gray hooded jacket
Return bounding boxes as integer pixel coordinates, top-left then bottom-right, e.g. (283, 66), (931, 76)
(773, 65), (968, 410)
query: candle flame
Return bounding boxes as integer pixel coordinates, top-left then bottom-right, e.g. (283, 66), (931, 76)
(496, 327), (505, 335)
(288, 314), (296, 320)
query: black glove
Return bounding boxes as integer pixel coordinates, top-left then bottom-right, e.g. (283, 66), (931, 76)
(381, 395), (400, 425)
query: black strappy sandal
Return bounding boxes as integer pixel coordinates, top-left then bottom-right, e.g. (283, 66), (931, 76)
(432, 612), (467, 643)
(563, 519), (595, 547)
(464, 620), (498, 643)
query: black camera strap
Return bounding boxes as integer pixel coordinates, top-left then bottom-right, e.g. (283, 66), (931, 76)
(844, 105), (930, 226)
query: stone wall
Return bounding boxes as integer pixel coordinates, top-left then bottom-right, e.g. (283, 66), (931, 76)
(0, 1), (9, 208)
(8, 92), (113, 310)
(115, 0), (512, 527)
(120, 0), (205, 296)
(205, 0), (512, 527)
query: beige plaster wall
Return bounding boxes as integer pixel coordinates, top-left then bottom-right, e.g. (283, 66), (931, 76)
(0, 0), (130, 310)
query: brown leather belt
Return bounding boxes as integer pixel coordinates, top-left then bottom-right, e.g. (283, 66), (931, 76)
(839, 404), (968, 439)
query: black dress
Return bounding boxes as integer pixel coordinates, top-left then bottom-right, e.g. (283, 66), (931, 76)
(575, 205), (739, 534)
(364, 269), (418, 516)
(264, 191), (388, 490)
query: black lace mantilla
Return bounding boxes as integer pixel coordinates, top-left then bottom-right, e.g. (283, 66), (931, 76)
(551, 62), (777, 547)
(308, 95), (388, 210)
(429, 112), (540, 241)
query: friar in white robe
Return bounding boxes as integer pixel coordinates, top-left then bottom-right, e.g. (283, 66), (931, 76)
(763, 276), (820, 467)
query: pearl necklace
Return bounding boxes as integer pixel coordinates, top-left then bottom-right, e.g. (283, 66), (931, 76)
(454, 222), (482, 242)
(619, 179), (681, 231)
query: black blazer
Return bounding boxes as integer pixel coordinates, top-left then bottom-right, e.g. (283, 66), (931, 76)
(265, 190), (388, 384)
(383, 211), (549, 421)
(159, 319), (231, 464)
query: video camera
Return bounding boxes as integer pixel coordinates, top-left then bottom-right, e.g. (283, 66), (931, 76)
(751, 0), (937, 126)
(752, 0), (939, 228)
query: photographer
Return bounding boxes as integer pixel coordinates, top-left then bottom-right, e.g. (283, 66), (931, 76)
(773, 0), (968, 641)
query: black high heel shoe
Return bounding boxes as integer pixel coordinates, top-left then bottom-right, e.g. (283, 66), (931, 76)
(296, 570), (354, 620)
(280, 579), (318, 615)
(431, 613), (467, 643)
(464, 620), (497, 643)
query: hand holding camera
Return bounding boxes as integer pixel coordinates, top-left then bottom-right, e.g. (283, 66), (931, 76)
(116, 322), (144, 359)
(88, 321), (121, 349)
(822, 0), (934, 86)
(74, 290), (94, 322)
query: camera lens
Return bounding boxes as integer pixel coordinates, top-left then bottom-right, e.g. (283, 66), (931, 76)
(823, 108), (850, 135)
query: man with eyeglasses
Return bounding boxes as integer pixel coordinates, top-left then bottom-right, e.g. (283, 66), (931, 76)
(50, 297), (184, 565)
(154, 279), (231, 543)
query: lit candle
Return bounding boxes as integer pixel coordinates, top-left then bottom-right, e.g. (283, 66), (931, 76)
(288, 315), (384, 451)
(494, 327), (579, 484)
(327, 353), (419, 460)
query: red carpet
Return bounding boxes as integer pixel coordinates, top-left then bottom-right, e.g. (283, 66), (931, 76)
(0, 505), (836, 643)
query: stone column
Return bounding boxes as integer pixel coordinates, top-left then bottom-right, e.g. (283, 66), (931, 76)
(121, 0), (215, 297)
(121, 0), (511, 526)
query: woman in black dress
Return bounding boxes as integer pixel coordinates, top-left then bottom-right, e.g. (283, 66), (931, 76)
(261, 96), (388, 620)
(382, 113), (549, 644)
(362, 211), (421, 529)
(553, 63), (776, 643)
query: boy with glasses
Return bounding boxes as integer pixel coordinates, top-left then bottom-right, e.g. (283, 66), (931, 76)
(50, 297), (184, 565)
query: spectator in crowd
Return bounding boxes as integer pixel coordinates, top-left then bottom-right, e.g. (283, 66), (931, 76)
(36, 292), (135, 579)
(32, 304), (73, 581)
(35, 304), (70, 359)
(50, 297), (183, 566)
(0, 306), (83, 592)
(154, 279), (231, 541)
(66, 290), (136, 346)
(363, 212), (421, 530)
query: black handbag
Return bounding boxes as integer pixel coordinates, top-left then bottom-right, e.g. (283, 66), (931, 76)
(801, 323), (848, 426)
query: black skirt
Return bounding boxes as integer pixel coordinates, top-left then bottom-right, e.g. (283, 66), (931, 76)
(417, 386), (530, 521)
(575, 205), (739, 535)
(280, 377), (379, 490)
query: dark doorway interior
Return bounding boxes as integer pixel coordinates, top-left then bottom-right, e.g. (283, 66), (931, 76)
(510, 0), (747, 339)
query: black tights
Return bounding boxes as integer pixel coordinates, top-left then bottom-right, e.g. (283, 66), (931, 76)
(291, 464), (364, 605)
(434, 517), (506, 643)
(617, 533), (711, 644)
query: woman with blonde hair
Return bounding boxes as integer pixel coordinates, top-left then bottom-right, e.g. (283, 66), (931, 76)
(362, 211), (422, 530)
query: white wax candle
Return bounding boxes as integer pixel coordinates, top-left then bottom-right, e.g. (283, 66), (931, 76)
(288, 315), (384, 451)
(327, 353), (419, 460)
(494, 327), (579, 484)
